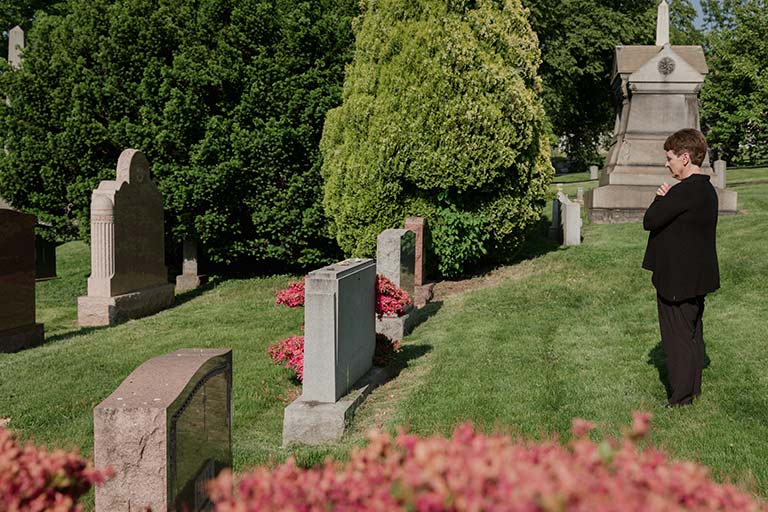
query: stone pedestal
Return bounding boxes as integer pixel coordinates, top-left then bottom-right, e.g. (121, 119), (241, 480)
(283, 258), (376, 445)
(78, 150), (173, 326)
(376, 308), (416, 342)
(176, 239), (208, 293)
(78, 283), (175, 327)
(94, 348), (232, 512)
(1, 209), (44, 352)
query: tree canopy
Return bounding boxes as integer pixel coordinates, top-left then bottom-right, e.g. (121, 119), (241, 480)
(700, 0), (767, 165)
(524, 0), (700, 171)
(0, 0), (357, 270)
(321, 0), (553, 277)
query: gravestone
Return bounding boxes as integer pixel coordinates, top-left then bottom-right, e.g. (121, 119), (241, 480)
(94, 348), (232, 512)
(590, 166), (599, 180)
(549, 194), (562, 242)
(176, 239), (208, 292)
(0, 209), (44, 352)
(284, 258), (388, 446)
(576, 187), (584, 204)
(8, 26), (24, 69)
(77, 149), (174, 326)
(35, 236), (57, 280)
(585, 0), (737, 222)
(713, 159), (726, 189)
(376, 229), (416, 341)
(404, 217), (426, 286)
(558, 192), (582, 246)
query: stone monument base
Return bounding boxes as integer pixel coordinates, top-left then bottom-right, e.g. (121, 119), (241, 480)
(586, 184), (737, 224)
(175, 274), (208, 293)
(0, 323), (44, 353)
(376, 308), (417, 341)
(78, 283), (175, 327)
(282, 365), (397, 446)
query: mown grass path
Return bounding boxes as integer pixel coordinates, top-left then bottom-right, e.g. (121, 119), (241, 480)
(1, 176), (767, 501)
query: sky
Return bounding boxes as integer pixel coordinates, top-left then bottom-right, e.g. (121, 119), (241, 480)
(689, 0), (706, 29)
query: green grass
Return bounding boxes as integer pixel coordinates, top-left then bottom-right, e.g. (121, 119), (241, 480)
(2, 179), (768, 502)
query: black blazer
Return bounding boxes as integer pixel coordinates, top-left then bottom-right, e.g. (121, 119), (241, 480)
(642, 174), (720, 302)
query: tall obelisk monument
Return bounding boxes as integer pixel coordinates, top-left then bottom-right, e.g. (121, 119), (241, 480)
(585, 0), (736, 222)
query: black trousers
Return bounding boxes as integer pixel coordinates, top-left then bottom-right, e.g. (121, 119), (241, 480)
(657, 293), (706, 406)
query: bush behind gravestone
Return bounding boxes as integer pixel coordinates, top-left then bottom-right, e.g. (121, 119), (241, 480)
(0, 0), (357, 271)
(320, 0), (553, 277)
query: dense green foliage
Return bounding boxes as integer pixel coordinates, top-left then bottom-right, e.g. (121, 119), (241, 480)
(1, 0), (58, 61)
(525, 0), (700, 171)
(0, 0), (356, 269)
(321, 0), (553, 277)
(700, 0), (768, 165)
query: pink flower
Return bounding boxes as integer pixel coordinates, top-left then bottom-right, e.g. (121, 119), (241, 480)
(631, 411), (652, 438)
(571, 418), (596, 438)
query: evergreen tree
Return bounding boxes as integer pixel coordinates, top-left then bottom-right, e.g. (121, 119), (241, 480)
(0, 0), (357, 270)
(321, 0), (553, 277)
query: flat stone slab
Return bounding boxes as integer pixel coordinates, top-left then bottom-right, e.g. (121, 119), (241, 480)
(78, 283), (174, 327)
(376, 310), (417, 342)
(283, 365), (398, 447)
(175, 274), (208, 293)
(0, 323), (44, 353)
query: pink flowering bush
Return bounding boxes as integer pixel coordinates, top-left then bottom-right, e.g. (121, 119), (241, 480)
(376, 275), (411, 318)
(275, 279), (305, 308)
(0, 427), (111, 511)
(274, 275), (411, 317)
(208, 412), (766, 511)
(267, 335), (305, 382)
(267, 333), (401, 383)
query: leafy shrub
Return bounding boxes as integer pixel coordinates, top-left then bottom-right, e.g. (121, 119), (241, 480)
(274, 274), (412, 317)
(267, 333), (401, 382)
(275, 280), (305, 308)
(0, 426), (111, 511)
(208, 412), (766, 511)
(320, 0), (553, 276)
(375, 275), (412, 318)
(0, 0), (357, 270)
(432, 205), (489, 278)
(267, 334), (305, 382)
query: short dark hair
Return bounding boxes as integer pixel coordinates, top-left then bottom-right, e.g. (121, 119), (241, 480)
(663, 128), (708, 166)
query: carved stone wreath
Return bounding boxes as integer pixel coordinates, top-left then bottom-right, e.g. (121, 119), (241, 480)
(658, 57), (676, 76)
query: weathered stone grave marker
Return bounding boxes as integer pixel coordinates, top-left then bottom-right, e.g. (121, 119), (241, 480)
(713, 159), (726, 189)
(404, 217), (426, 286)
(94, 348), (232, 512)
(176, 238), (208, 292)
(78, 149), (174, 326)
(0, 209), (44, 352)
(376, 229), (416, 341)
(558, 192), (582, 246)
(590, 165), (599, 180)
(284, 258), (391, 445)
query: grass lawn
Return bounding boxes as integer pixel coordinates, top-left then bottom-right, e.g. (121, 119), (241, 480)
(2, 177), (768, 502)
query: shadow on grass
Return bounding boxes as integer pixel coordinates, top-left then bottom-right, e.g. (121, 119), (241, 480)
(43, 325), (110, 346)
(646, 341), (711, 400)
(412, 300), (443, 329)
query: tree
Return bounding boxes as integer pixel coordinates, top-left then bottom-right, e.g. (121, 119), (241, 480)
(700, 0), (768, 165)
(524, 0), (701, 171)
(321, 0), (553, 277)
(1, 0), (59, 61)
(0, 0), (357, 270)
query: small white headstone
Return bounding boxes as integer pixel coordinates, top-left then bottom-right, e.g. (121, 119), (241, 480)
(8, 26), (24, 69)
